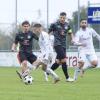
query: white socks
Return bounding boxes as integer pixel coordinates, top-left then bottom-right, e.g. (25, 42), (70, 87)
(73, 67), (81, 80)
(45, 67), (59, 79)
(44, 71), (49, 81)
(21, 68), (31, 78)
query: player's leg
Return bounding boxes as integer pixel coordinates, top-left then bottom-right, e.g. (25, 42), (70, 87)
(80, 54), (98, 77)
(60, 58), (74, 82)
(16, 52), (29, 79)
(42, 63), (60, 83)
(54, 46), (74, 82)
(44, 71), (49, 81)
(82, 54), (98, 71)
(28, 53), (40, 70)
(16, 53), (22, 79)
(60, 47), (71, 81)
(73, 52), (85, 80)
(41, 56), (60, 83)
(88, 53), (98, 68)
(43, 55), (53, 82)
(51, 46), (62, 70)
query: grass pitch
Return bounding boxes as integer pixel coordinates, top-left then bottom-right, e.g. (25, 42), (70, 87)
(0, 67), (100, 100)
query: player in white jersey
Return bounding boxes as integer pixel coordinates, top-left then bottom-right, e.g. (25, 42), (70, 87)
(72, 19), (100, 80)
(33, 24), (60, 83)
(43, 34), (56, 81)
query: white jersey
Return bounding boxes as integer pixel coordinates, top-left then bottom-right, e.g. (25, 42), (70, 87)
(49, 34), (54, 46)
(39, 31), (53, 54)
(74, 27), (100, 54)
(38, 31), (55, 65)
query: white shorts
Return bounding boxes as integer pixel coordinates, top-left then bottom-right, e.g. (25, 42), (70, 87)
(78, 51), (97, 63)
(39, 52), (55, 66)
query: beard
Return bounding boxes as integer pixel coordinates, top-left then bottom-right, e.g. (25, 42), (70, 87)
(81, 26), (86, 30)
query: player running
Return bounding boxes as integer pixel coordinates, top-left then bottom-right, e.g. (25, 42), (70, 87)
(12, 21), (59, 83)
(33, 23), (60, 83)
(11, 21), (39, 80)
(49, 12), (74, 82)
(43, 34), (55, 81)
(72, 19), (100, 80)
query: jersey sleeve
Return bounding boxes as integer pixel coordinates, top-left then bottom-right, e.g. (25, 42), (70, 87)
(67, 25), (72, 34)
(14, 33), (19, 44)
(91, 28), (100, 41)
(48, 23), (56, 33)
(72, 31), (80, 45)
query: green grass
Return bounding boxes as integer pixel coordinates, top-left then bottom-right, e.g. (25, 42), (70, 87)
(0, 67), (100, 100)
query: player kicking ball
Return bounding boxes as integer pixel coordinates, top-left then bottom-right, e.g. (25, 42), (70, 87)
(12, 21), (59, 84)
(11, 21), (40, 83)
(43, 34), (55, 82)
(33, 24), (60, 83)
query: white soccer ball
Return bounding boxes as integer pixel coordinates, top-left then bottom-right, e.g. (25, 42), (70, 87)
(23, 75), (33, 85)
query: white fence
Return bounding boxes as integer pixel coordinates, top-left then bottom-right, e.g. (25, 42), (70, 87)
(0, 52), (100, 67)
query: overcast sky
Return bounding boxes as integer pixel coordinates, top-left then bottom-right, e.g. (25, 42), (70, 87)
(0, 0), (99, 25)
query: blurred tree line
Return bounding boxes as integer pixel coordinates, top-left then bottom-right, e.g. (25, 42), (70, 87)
(0, 6), (100, 50)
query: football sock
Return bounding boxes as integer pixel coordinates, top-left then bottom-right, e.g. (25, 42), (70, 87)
(51, 62), (60, 70)
(73, 67), (81, 80)
(44, 71), (49, 81)
(62, 62), (69, 79)
(46, 67), (59, 79)
(22, 68), (30, 78)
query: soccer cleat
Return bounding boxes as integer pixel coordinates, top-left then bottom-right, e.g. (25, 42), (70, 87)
(54, 77), (60, 84)
(44, 72), (49, 82)
(45, 77), (49, 82)
(16, 70), (22, 79)
(66, 77), (74, 82)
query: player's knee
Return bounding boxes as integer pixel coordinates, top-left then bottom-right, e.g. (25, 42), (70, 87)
(55, 59), (61, 64)
(22, 60), (27, 66)
(61, 58), (66, 63)
(91, 61), (98, 68)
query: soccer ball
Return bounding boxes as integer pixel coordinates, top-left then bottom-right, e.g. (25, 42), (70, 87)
(23, 75), (33, 85)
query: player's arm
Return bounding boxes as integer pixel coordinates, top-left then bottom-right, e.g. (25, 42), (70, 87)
(67, 26), (81, 46)
(67, 25), (74, 40)
(11, 43), (17, 51)
(48, 23), (55, 34)
(72, 32), (86, 46)
(92, 28), (100, 41)
(11, 34), (19, 51)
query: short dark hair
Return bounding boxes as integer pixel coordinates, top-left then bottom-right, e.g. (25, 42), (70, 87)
(60, 12), (66, 16)
(33, 23), (42, 28)
(22, 21), (30, 26)
(80, 18), (87, 22)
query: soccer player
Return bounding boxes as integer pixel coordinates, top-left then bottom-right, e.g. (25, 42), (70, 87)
(33, 23), (60, 83)
(48, 12), (74, 82)
(11, 21), (39, 80)
(43, 34), (55, 81)
(72, 19), (100, 80)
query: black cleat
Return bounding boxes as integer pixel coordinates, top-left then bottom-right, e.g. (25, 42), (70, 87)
(16, 70), (22, 79)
